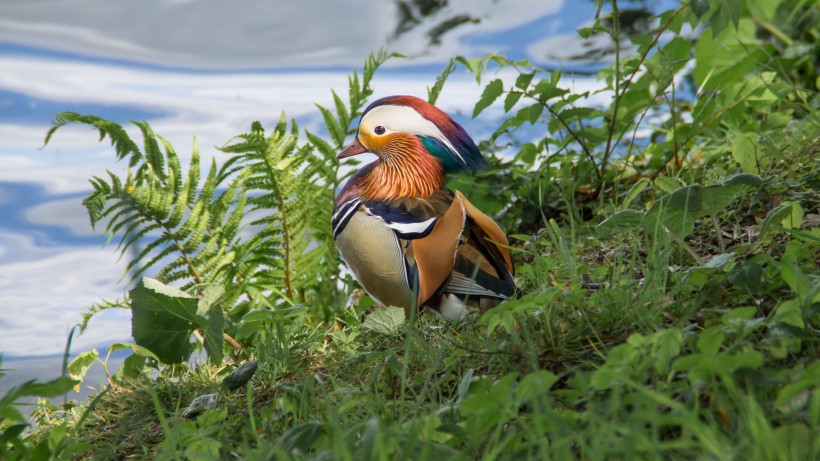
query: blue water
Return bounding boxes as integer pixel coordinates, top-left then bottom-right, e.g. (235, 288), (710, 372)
(0, 0), (679, 399)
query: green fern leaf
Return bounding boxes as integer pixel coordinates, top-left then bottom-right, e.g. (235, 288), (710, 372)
(134, 121), (167, 182)
(45, 112), (142, 164)
(331, 90), (351, 135)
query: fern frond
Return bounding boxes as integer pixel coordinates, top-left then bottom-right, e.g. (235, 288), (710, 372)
(120, 222), (162, 255)
(52, 52), (396, 336)
(181, 209), (209, 253)
(125, 234), (171, 276)
(46, 112), (142, 164)
(133, 121), (167, 182)
(316, 104), (345, 147)
(79, 298), (129, 333)
(331, 90), (351, 133)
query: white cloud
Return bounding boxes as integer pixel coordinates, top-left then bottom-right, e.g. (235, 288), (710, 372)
(24, 197), (97, 237)
(0, 0), (564, 69)
(0, 231), (130, 357)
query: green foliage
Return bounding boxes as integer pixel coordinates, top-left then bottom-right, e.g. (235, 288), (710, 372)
(43, 50), (395, 366)
(130, 278), (224, 364)
(361, 306), (406, 334)
(48, 112), (245, 290)
(437, 0), (819, 235)
(598, 173), (764, 239)
(0, 356), (83, 460)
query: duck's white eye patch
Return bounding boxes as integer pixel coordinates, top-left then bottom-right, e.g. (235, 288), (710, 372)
(361, 104), (463, 163)
(374, 125), (386, 135)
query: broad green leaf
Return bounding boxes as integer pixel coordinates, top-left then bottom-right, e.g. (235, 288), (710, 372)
(130, 277), (225, 364)
(130, 278), (197, 364)
(577, 27), (596, 39)
(0, 423), (27, 444)
(642, 186), (700, 237)
(729, 262), (763, 294)
(183, 438), (223, 460)
(780, 255), (813, 308)
(721, 306), (758, 322)
(22, 376), (80, 398)
(651, 329), (683, 374)
(427, 60), (456, 105)
(703, 252), (734, 269)
(697, 328), (725, 356)
(533, 78), (567, 101)
(67, 349), (98, 390)
(454, 368), (475, 405)
(693, 20), (767, 89)
(118, 354), (148, 380)
(277, 422), (325, 453)
(473, 79), (504, 118)
(667, 186), (703, 211)
(732, 133), (760, 173)
(699, 175), (762, 215)
(460, 373), (518, 419)
(516, 370), (558, 404)
(772, 299), (804, 330)
(654, 176), (680, 194)
(597, 209), (644, 237)
(1, 376), (79, 418)
(362, 306), (405, 334)
(773, 424), (811, 461)
(716, 173), (764, 187)
(779, 201), (804, 230)
(517, 143), (537, 165)
(504, 91), (523, 112)
(515, 72), (534, 90)
(621, 177), (651, 210)
(690, 0), (711, 18)
(727, 350), (764, 371)
(106, 342), (160, 361)
(712, 1), (747, 35)
(775, 362), (820, 410)
(760, 203), (795, 239)
(527, 103), (544, 124)
(197, 285), (226, 363)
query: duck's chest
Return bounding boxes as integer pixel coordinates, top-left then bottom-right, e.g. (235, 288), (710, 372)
(334, 209), (414, 309)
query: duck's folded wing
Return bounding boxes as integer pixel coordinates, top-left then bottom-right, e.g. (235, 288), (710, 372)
(457, 191), (515, 283)
(446, 254), (516, 298)
(408, 194), (466, 306)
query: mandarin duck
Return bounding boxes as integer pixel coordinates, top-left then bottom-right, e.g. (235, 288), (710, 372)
(332, 95), (515, 322)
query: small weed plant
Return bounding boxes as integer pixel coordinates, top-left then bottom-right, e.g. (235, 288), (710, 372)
(2, 0), (818, 459)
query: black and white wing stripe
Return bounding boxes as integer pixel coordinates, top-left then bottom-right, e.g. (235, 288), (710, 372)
(332, 198), (361, 239)
(362, 200), (438, 239)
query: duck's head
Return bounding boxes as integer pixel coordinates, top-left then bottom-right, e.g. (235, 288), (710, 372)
(337, 95), (487, 173)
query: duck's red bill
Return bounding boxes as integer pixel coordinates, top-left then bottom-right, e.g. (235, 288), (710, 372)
(337, 138), (368, 159)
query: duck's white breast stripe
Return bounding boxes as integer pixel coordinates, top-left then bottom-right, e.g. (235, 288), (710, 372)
(383, 217), (437, 238)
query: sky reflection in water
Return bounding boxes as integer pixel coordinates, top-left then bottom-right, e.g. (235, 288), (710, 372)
(0, 0), (672, 366)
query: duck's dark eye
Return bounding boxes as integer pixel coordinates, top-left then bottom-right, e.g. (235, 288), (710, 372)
(374, 125), (386, 135)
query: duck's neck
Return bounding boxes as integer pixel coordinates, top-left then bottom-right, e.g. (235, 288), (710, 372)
(363, 153), (445, 201)
(340, 154), (445, 204)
